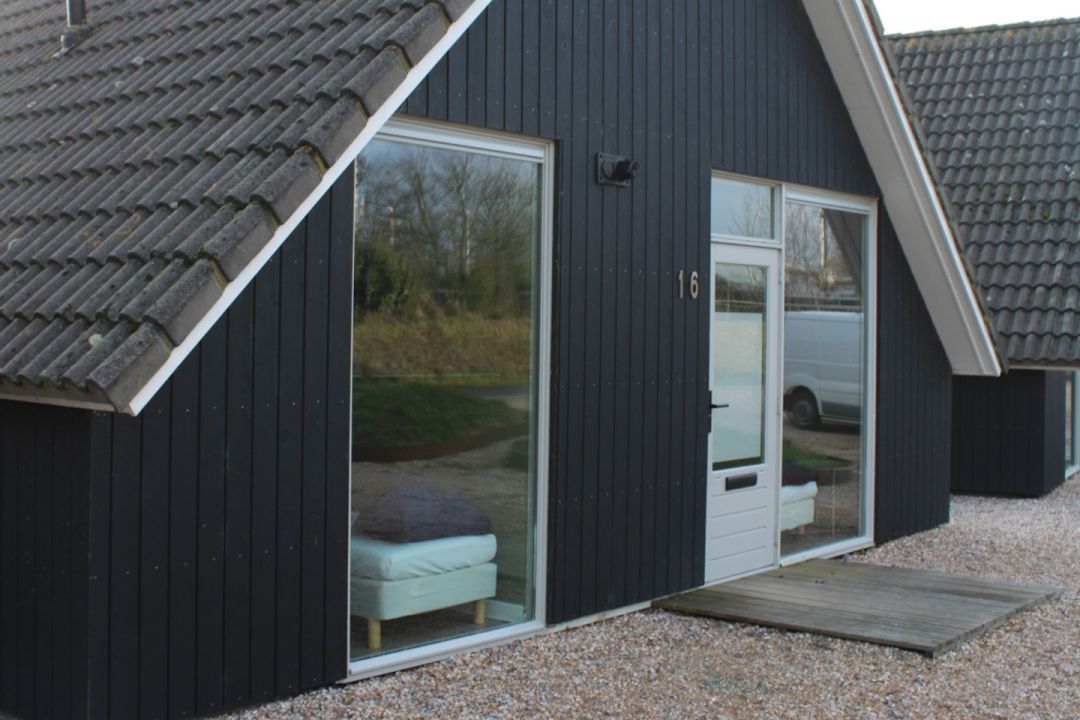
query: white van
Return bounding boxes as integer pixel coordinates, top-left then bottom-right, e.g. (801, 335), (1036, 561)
(783, 310), (863, 428)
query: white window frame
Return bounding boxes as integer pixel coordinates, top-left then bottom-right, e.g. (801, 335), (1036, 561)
(1067, 371), (1079, 478)
(346, 117), (554, 679)
(709, 172), (878, 566)
(778, 184), (877, 564)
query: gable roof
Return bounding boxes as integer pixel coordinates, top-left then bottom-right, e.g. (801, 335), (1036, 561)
(886, 18), (1080, 368)
(0, 0), (487, 414)
(804, 1), (1002, 377)
(0, 0), (1001, 416)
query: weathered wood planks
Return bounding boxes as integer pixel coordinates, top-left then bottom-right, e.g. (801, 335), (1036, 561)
(655, 559), (1061, 657)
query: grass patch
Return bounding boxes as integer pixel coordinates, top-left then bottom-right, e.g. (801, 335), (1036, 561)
(355, 314), (531, 386)
(783, 441), (848, 469)
(354, 382), (527, 448)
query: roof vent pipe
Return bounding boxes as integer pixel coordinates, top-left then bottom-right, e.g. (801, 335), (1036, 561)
(66, 0), (87, 26)
(58, 0), (91, 56)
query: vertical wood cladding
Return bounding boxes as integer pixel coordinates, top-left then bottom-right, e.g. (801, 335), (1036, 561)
(405, 0), (950, 623)
(874, 213), (953, 544)
(953, 370), (1067, 497)
(82, 174), (353, 719)
(0, 403), (92, 720)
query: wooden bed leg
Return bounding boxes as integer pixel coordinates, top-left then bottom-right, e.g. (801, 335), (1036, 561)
(367, 618), (381, 650)
(473, 599), (486, 626)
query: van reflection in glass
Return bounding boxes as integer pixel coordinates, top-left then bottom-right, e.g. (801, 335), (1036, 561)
(781, 203), (867, 557)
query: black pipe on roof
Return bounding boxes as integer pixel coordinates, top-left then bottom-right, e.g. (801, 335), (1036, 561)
(58, 0), (91, 56)
(66, 0), (87, 27)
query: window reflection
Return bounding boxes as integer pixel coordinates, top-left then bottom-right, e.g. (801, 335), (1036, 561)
(781, 203), (866, 557)
(711, 177), (774, 239)
(350, 137), (541, 660)
(712, 263), (767, 470)
(1067, 373), (1075, 469)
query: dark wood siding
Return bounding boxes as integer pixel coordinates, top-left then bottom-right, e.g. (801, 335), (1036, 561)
(0, 402), (92, 720)
(953, 370), (1067, 497)
(405, 0), (951, 623)
(82, 173), (353, 719)
(874, 213), (952, 544)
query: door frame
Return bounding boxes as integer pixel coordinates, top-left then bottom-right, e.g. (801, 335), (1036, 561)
(705, 172), (879, 575)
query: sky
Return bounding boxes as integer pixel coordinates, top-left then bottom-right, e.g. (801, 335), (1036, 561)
(873, 0), (1079, 34)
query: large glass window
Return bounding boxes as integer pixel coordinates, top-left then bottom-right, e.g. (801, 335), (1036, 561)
(349, 125), (545, 661)
(780, 201), (869, 558)
(1067, 372), (1078, 472)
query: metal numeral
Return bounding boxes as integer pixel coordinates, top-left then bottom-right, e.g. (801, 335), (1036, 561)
(677, 271), (700, 300)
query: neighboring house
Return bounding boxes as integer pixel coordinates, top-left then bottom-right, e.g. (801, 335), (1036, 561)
(0, 1), (1005, 718)
(887, 18), (1080, 496)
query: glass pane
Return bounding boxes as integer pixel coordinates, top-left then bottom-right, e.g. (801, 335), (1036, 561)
(711, 177), (774, 239)
(712, 263), (767, 470)
(781, 202), (866, 557)
(1067, 373), (1074, 468)
(350, 137), (541, 661)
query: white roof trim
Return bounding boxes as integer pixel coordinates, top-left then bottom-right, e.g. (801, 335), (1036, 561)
(125, 1), (495, 415)
(802, 0), (1002, 377)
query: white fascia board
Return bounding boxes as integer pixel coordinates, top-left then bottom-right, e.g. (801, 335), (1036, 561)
(802, 0), (1001, 377)
(125, 1), (495, 415)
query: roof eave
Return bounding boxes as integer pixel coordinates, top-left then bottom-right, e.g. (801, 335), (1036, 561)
(803, 0), (1003, 377)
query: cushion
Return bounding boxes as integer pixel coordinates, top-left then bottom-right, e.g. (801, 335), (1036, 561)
(351, 533), (497, 581)
(355, 484), (493, 543)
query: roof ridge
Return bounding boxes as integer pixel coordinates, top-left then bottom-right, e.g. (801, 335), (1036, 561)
(885, 16), (1080, 40)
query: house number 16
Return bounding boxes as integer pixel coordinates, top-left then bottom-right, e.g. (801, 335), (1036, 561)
(677, 270), (700, 300)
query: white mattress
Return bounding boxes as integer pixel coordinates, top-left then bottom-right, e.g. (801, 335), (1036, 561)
(350, 533), (497, 582)
(781, 480), (818, 505)
(781, 499), (815, 531)
(351, 563), (498, 620)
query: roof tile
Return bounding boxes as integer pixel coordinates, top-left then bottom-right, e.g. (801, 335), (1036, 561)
(0, 0), (475, 411)
(888, 18), (1080, 367)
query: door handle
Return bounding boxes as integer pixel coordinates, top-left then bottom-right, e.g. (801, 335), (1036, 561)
(710, 402), (730, 410)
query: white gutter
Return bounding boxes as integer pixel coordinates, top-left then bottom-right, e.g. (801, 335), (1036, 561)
(802, 0), (1001, 377)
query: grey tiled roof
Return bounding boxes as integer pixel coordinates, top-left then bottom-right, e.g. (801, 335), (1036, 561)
(0, 0), (473, 411)
(887, 19), (1080, 368)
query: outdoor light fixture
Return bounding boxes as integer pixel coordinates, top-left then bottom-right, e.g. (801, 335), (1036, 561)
(596, 153), (640, 187)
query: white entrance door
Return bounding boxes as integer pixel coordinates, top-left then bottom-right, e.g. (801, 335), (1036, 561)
(704, 243), (781, 583)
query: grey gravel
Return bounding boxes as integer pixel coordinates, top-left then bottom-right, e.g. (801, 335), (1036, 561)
(226, 474), (1079, 719)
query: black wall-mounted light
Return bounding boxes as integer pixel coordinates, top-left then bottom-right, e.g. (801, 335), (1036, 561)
(596, 153), (640, 187)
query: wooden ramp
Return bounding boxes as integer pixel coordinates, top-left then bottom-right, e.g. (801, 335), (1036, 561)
(655, 559), (1061, 657)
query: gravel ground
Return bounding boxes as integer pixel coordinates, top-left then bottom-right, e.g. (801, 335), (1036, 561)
(226, 474), (1079, 720)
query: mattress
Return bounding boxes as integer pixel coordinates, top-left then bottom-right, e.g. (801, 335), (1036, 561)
(350, 533), (497, 582)
(351, 562), (498, 620)
(780, 480), (818, 505)
(780, 499), (815, 531)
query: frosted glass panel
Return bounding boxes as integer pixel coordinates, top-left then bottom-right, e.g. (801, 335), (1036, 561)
(711, 263), (767, 470)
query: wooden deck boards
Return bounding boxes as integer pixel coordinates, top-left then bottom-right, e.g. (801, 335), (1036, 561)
(655, 559), (1061, 657)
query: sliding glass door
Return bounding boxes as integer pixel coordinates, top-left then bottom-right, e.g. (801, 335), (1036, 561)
(349, 121), (549, 663)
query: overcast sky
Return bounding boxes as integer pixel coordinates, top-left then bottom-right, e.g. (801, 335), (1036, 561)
(873, 0), (1078, 34)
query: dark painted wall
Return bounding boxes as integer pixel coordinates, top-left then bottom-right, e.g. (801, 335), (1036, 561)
(953, 370), (1067, 497)
(874, 213), (953, 543)
(0, 403), (91, 720)
(404, 0), (952, 623)
(79, 174), (353, 720)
